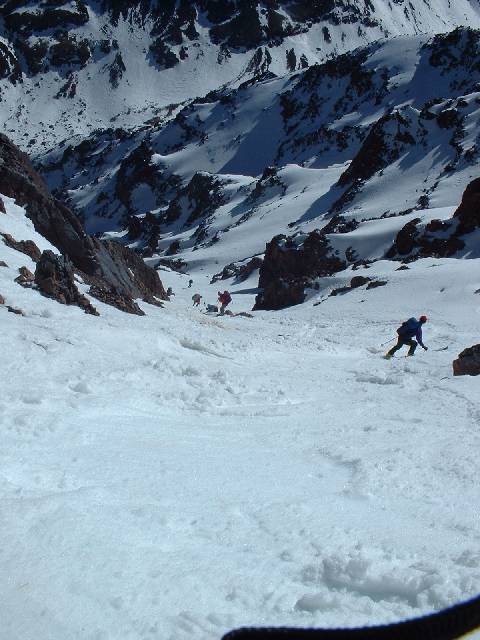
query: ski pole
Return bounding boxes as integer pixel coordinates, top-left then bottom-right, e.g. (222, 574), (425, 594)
(380, 337), (395, 347)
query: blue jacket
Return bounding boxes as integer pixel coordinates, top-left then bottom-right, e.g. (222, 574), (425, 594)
(398, 318), (425, 347)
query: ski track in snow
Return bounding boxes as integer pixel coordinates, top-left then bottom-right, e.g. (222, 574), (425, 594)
(1, 202), (480, 638)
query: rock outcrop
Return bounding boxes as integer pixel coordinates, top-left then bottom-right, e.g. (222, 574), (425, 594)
(386, 177), (480, 261)
(34, 250), (98, 315)
(0, 134), (168, 313)
(453, 345), (480, 376)
(452, 176), (480, 233)
(254, 230), (345, 310)
(211, 257), (263, 285)
(1, 232), (41, 262)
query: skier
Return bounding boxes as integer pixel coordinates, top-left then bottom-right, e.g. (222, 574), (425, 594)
(188, 279), (193, 288)
(217, 290), (232, 315)
(385, 315), (428, 358)
(192, 293), (202, 307)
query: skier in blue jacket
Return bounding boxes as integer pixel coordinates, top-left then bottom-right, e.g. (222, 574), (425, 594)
(385, 316), (428, 358)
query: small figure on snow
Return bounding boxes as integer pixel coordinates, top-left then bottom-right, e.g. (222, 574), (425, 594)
(385, 315), (428, 358)
(188, 279), (193, 288)
(206, 304), (218, 313)
(217, 290), (232, 315)
(166, 287), (174, 298)
(192, 293), (202, 307)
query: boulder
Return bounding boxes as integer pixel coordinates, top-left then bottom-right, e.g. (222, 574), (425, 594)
(0, 293), (4, 305)
(350, 275), (371, 288)
(366, 279), (388, 289)
(453, 345), (480, 376)
(1, 232), (41, 262)
(15, 265), (35, 287)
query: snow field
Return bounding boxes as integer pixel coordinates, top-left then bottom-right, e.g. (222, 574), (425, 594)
(1, 198), (480, 639)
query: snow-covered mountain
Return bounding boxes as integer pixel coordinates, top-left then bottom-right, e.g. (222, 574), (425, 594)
(34, 26), (480, 303)
(1, 0), (480, 153)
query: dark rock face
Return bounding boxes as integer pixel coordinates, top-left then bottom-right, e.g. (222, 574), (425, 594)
(92, 239), (166, 304)
(254, 230), (346, 310)
(0, 197), (5, 213)
(453, 176), (480, 233)
(0, 134), (168, 312)
(453, 345), (480, 376)
(387, 218), (422, 257)
(34, 250), (99, 315)
(386, 177), (480, 261)
(88, 284), (143, 316)
(0, 133), (97, 274)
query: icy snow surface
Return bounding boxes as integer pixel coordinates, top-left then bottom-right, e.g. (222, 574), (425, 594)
(1, 197), (480, 639)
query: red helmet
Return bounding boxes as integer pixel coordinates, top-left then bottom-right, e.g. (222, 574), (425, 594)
(419, 315), (428, 323)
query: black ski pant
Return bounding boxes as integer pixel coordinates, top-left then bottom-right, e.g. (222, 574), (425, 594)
(387, 337), (417, 356)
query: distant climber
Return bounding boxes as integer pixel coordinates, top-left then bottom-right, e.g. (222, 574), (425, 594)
(218, 290), (232, 315)
(192, 293), (202, 307)
(166, 287), (174, 298)
(385, 316), (428, 358)
(188, 279), (193, 288)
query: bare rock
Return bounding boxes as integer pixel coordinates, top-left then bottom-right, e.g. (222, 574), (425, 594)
(156, 258), (188, 273)
(0, 293), (5, 305)
(0, 197), (5, 213)
(0, 261), (8, 268)
(387, 178), (480, 262)
(0, 134), (168, 313)
(366, 279), (388, 289)
(211, 257), (263, 284)
(350, 275), (371, 288)
(34, 250), (99, 316)
(15, 265), (35, 287)
(453, 345), (480, 376)
(1, 232), (42, 262)
(7, 306), (24, 316)
(254, 230), (346, 310)
(88, 285), (144, 316)
(453, 176), (480, 234)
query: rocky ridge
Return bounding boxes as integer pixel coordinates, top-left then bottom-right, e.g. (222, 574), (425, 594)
(0, 134), (167, 314)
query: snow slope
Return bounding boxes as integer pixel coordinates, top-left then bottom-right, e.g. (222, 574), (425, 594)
(1, 195), (480, 639)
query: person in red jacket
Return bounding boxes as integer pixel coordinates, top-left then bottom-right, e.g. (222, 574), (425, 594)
(217, 290), (232, 315)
